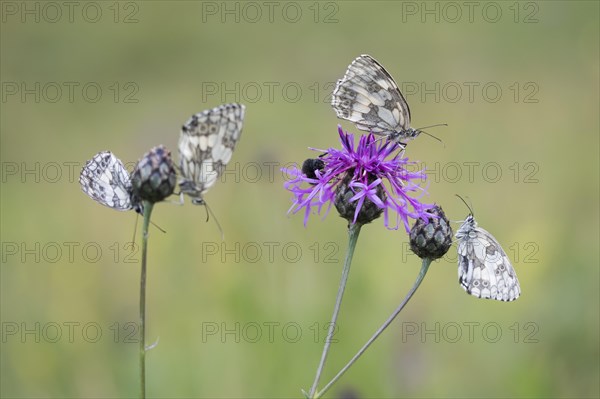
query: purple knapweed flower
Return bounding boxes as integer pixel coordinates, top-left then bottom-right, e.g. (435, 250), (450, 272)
(283, 126), (434, 232)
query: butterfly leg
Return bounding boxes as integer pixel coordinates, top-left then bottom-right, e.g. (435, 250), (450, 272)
(165, 192), (185, 206)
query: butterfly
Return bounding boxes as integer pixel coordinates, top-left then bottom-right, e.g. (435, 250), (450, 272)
(178, 103), (246, 205)
(332, 54), (443, 145)
(455, 201), (521, 302)
(80, 151), (143, 214)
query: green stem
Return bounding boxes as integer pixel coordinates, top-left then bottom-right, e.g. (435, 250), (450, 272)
(314, 257), (432, 399)
(308, 223), (362, 398)
(139, 201), (154, 399)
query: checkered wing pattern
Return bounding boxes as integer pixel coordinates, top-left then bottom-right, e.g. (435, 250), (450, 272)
(178, 103), (245, 205)
(80, 151), (140, 212)
(332, 54), (418, 142)
(456, 215), (521, 301)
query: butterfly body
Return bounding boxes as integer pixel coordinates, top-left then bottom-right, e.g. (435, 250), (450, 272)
(332, 54), (421, 144)
(80, 151), (143, 214)
(456, 215), (520, 301)
(388, 128), (419, 143)
(178, 103), (245, 205)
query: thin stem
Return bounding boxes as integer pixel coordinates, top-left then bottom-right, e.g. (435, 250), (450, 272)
(315, 257), (432, 399)
(139, 201), (154, 399)
(308, 223), (362, 398)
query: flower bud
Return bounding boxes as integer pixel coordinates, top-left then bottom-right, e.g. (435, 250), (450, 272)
(409, 204), (453, 260)
(131, 145), (177, 203)
(335, 172), (385, 225)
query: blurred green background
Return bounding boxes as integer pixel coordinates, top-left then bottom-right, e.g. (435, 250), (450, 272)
(1, 1), (598, 398)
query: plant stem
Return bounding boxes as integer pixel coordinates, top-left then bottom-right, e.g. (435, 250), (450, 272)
(139, 201), (154, 399)
(308, 223), (362, 398)
(314, 257), (432, 399)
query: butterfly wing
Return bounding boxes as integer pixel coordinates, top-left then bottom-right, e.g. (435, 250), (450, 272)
(331, 54), (411, 136)
(178, 103), (245, 202)
(457, 223), (521, 302)
(79, 151), (135, 211)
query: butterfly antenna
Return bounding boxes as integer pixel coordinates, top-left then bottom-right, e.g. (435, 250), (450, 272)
(419, 130), (445, 147)
(204, 201), (225, 241)
(455, 194), (475, 216)
(416, 123), (447, 147)
(417, 123), (448, 130)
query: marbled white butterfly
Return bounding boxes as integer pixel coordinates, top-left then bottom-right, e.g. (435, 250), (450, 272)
(455, 199), (521, 302)
(79, 151), (143, 214)
(332, 54), (443, 144)
(178, 103), (245, 205)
